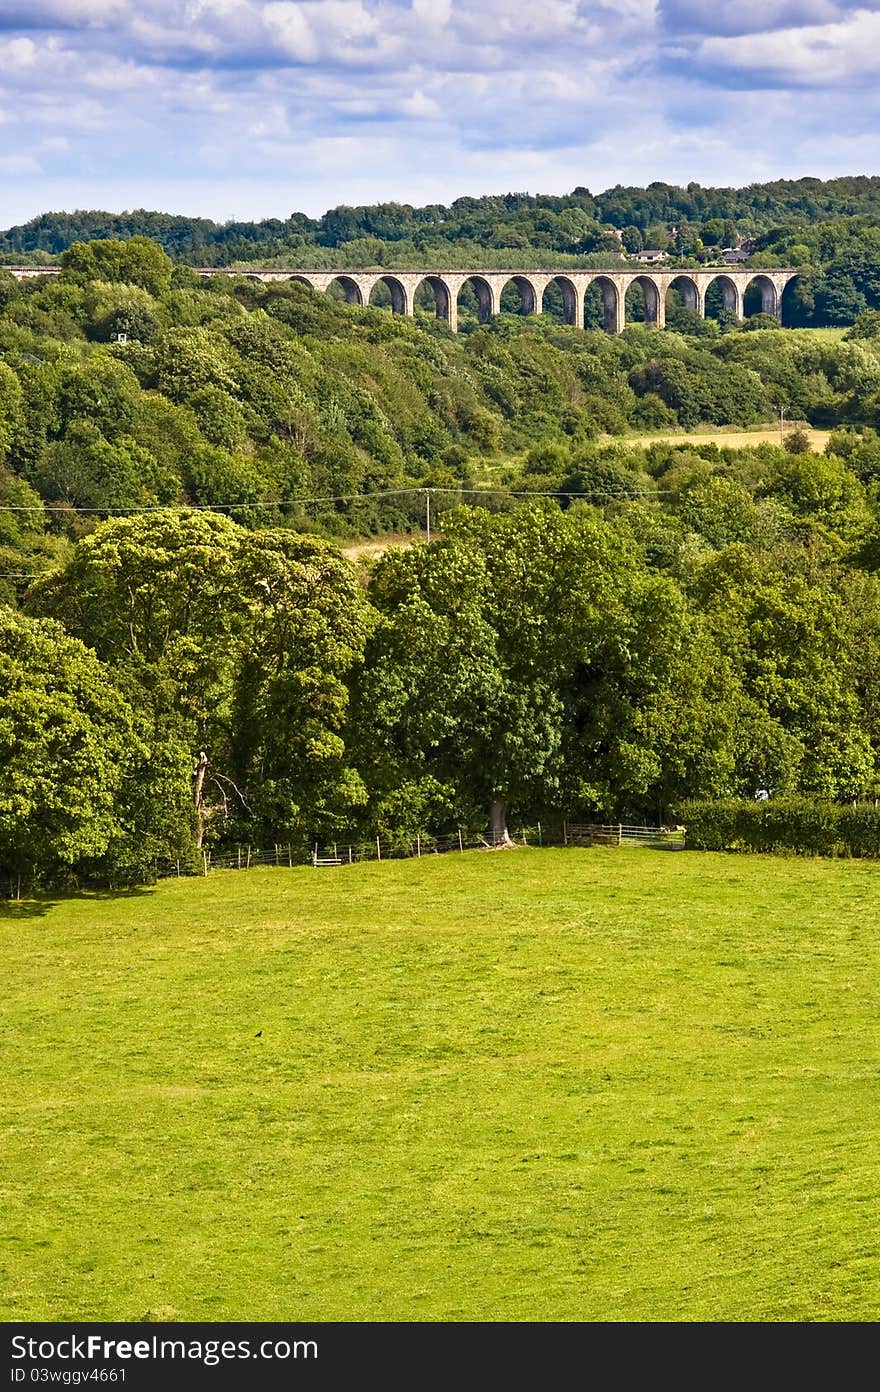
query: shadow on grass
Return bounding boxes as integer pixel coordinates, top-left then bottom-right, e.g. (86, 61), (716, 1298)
(0, 896), (59, 919)
(0, 884), (157, 919)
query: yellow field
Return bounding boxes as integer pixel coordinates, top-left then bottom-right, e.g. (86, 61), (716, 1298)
(341, 533), (415, 563)
(621, 424), (832, 452)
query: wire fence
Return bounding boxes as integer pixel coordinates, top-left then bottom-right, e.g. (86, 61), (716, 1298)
(2, 821), (687, 899)
(153, 820), (686, 882)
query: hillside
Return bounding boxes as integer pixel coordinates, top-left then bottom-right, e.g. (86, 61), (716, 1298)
(6, 237), (880, 885)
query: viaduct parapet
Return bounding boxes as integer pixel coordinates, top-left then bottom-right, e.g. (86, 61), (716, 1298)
(3, 265), (798, 334)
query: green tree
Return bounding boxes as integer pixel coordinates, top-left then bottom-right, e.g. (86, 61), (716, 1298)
(29, 512), (373, 847)
(691, 545), (874, 796)
(34, 421), (178, 511)
(60, 236), (174, 297)
(0, 608), (141, 890)
(229, 532), (373, 842)
(358, 505), (733, 837)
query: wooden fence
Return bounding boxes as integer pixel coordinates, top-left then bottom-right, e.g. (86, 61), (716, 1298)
(4, 820), (687, 897)
(562, 822), (686, 849)
(154, 820), (684, 881)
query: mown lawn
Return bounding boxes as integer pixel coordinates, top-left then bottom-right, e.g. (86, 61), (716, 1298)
(1, 848), (878, 1322)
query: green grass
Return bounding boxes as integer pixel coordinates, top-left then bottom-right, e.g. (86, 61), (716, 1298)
(2, 849), (878, 1322)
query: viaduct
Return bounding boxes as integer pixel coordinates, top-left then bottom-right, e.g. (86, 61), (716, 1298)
(4, 265), (797, 335)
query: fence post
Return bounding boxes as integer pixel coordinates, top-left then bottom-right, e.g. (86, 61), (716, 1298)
(458, 828), (464, 853)
(176, 858), (180, 877)
(563, 818), (568, 846)
(348, 846), (353, 864)
(522, 828), (528, 845)
(537, 821), (542, 847)
(237, 845), (241, 870)
(202, 851), (209, 878)
(288, 843), (292, 868)
(246, 845), (252, 869)
(617, 824), (622, 847)
(376, 835), (382, 861)
(275, 844), (279, 866)
(416, 833), (421, 858)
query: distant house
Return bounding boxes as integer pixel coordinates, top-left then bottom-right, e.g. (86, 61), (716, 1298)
(636, 249), (668, 264)
(720, 248), (749, 263)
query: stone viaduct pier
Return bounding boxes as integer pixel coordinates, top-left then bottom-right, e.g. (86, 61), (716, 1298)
(4, 265), (798, 334)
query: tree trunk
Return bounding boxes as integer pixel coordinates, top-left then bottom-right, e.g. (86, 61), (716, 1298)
(489, 798), (513, 847)
(192, 750), (209, 849)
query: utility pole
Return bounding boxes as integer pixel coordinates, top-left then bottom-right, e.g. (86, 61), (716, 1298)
(780, 405), (786, 446)
(425, 487), (431, 542)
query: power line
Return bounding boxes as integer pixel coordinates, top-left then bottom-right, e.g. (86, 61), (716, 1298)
(0, 483), (687, 514)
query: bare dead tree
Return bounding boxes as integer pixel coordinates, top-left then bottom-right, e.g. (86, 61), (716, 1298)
(192, 750), (209, 848)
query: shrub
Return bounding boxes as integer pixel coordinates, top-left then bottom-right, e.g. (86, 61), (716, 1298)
(678, 798), (880, 857)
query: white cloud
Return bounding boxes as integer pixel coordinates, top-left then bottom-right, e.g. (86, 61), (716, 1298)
(398, 89), (441, 119)
(411, 0), (452, 26)
(262, 3), (319, 61)
(0, 36), (38, 67)
(0, 0), (878, 227)
(696, 8), (880, 84)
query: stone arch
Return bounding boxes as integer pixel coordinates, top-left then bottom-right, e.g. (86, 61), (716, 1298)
(368, 274), (409, 315)
(625, 274), (662, 327)
(743, 274), (778, 318)
(541, 275), (581, 327)
(456, 275), (496, 325)
(413, 274), (454, 326)
(586, 275), (622, 334)
(665, 274), (700, 315)
(704, 273), (742, 320)
(286, 274), (316, 289)
(326, 275), (364, 306)
(499, 274), (539, 316)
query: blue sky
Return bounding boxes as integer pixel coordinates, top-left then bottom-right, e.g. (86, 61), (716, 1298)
(1, 0), (879, 225)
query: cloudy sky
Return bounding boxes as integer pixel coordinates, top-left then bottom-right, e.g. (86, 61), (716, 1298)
(1, 0), (879, 225)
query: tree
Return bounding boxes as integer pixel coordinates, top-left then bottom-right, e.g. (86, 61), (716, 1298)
(0, 361), (25, 462)
(28, 510), (246, 741)
(84, 281), (162, 343)
(34, 420), (178, 511)
(0, 608), (141, 891)
(60, 237), (174, 297)
(691, 545), (875, 797)
(844, 308), (880, 340)
(229, 531), (373, 843)
(28, 512), (373, 848)
(620, 225), (644, 254)
(783, 429), (812, 455)
(357, 505), (732, 837)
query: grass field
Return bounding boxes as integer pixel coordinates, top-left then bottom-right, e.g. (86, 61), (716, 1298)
(622, 423), (832, 452)
(2, 849), (878, 1322)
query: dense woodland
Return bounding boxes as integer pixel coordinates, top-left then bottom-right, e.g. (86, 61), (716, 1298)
(5, 176), (880, 325)
(4, 232), (880, 889)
